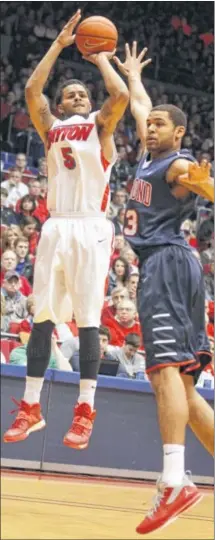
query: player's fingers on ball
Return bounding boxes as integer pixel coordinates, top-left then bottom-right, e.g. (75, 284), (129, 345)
(138, 47), (148, 61)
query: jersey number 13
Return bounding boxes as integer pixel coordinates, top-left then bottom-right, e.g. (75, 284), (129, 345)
(124, 209), (138, 236)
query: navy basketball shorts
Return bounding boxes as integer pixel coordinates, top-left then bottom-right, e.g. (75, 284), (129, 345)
(138, 245), (211, 380)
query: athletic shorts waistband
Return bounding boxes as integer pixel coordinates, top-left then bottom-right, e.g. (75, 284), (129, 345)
(50, 211), (106, 219)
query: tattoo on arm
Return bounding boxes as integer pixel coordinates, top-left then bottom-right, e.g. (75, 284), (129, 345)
(39, 103), (51, 125)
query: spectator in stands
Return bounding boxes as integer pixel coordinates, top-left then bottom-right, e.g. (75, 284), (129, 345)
(0, 249), (32, 296)
(37, 157), (48, 179)
(107, 256), (130, 295)
(20, 216), (39, 257)
(120, 245), (139, 272)
(198, 217), (214, 299)
(16, 179), (49, 224)
(1, 225), (22, 252)
(70, 325), (115, 372)
(14, 294), (35, 342)
(4, 153), (34, 184)
(110, 189), (127, 217)
(107, 299), (142, 347)
(1, 188), (18, 226)
(9, 332), (72, 370)
(1, 270), (27, 331)
(110, 155), (132, 191)
(28, 178), (42, 199)
(108, 333), (146, 379)
(14, 236), (34, 285)
(126, 272), (139, 305)
(15, 194), (41, 229)
(110, 233), (126, 265)
(102, 285), (129, 326)
(2, 169), (29, 209)
(180, 219), (196, 247)
(111, 206), (125, 235)
(1, 291), (10, 333)
(39, 176), (48, 199)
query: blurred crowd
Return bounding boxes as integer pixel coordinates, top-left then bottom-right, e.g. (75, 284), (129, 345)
(0, 2), (214, 165)
(0, 2), (214, 389)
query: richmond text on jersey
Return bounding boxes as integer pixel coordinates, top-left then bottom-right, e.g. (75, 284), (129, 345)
(124, 149), (196, 256)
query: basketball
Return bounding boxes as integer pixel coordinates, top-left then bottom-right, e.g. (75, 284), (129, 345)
(75, 16), (118, 56)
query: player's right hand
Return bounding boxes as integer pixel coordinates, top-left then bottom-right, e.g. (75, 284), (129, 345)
(56, 9), (81, 48)
(113, 42), (151, 77)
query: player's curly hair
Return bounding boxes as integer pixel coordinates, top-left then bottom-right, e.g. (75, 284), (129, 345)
(55, 79), (91, 105)
(152, 104), (187, 129)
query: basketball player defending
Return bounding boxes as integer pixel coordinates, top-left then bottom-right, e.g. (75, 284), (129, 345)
(3, 11), (129, 449)
(114, 43), (214, 534)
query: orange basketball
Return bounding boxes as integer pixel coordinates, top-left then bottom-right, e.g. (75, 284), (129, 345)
(75, 16), (118, 56)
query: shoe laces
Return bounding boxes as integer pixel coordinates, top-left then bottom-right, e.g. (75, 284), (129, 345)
(9, 397), (30, 430)
(147, 470), (194, 518)
(147, 485), (166, 518)
(70, 403), (94, 435)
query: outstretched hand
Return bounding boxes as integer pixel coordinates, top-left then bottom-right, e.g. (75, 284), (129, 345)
(113, 41), (152, 77)
(188, 161), (212, 184)
(82, 49), (116, 66)
(56, 9), (81, 48)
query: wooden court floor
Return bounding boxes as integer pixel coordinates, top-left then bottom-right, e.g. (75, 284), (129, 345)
(1, 472), (214, 540)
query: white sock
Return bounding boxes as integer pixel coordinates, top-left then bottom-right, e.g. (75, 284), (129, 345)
(78, 379), (97, 409)
(162, 444), (185, 486)
(23, 376), (44, 404)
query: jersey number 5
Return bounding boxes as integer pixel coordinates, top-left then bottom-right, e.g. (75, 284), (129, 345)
(124, 209), (138, 236)
(61, 147), (76, 170)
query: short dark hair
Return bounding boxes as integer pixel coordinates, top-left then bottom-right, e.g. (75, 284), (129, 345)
(125, 333), (140, 348)
(151, 104), (187, 129)
(56, 79), (91, 105)
(99, 325), (111, 341)
(20, 216), (37, 227)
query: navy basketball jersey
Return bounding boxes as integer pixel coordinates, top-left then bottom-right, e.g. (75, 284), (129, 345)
(124, 149), (196, 257)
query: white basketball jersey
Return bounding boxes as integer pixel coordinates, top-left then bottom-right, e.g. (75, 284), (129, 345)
(47, 111), (117, 214)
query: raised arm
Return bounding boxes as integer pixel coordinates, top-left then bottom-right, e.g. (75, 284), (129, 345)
(25, 10), (81, 143)
(83, 51), (129, 161)
(167, 159), (214, 202)
(114, 42), (152, 152)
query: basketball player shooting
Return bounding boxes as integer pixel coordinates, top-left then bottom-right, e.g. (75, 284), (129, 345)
(114, 42), (214, 535)
(3, 10), (129, 450)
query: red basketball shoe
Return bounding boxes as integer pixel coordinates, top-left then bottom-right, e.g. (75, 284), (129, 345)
(3, 399), (46, 443)
(63, 402), (96, 450)
(136, 474), (202, 535)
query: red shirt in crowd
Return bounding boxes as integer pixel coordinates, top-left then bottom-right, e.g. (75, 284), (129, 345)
(16, 197), (49, 224)
(101, 305), (116, 326)
(110, 248), (121, 266)
(106, 317), (143, 347)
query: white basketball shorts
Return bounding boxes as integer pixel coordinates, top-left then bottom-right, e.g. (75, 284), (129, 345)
(33, 215), (114, 327)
